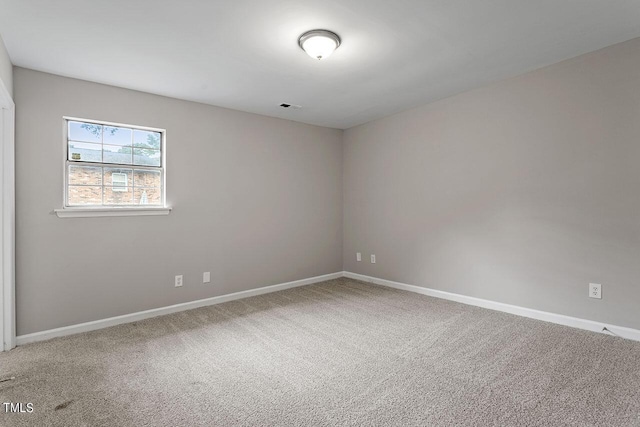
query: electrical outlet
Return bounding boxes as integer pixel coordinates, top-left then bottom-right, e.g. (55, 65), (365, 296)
(589, 283), (601, 299)
(356, 252), (362, 262)
(371, 254), (376, 264)
(175, 275), (183, 287)
(203, 272), (211, 283)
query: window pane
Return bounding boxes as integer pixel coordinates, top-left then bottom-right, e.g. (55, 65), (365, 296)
(103, 186), (133, 205)
(68, 142), (102, 163)
(133, 148), (161, 166)
(134, 188), (162, 205)
(68, 185), (102, 205)
(103, 126), (132, 146)
(133, 130), (161, 149)
(68, 165), (102, 185)
(102, 168), (133, 204)
(134, 169), (161, 188)
(103, 145), (133, 165)
(111, 173), (128, 192)
(69, 121), (102, 143)
(104, 168), (132, 187)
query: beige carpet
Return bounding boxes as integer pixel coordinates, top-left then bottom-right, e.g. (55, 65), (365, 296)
(1, 277), (640, 426)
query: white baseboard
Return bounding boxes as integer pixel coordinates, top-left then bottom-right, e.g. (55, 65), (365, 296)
(16, 270), (640, 346)
(343, 271), (640, 342)
(16, 272), (343, 346)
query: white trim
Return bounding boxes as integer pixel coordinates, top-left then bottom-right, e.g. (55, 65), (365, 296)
(54, 207), (172, 218)
(343, 272), (640, 342)
(18, 270), (639, 347)
(0, 78), (15, 351)
(63, 116), (165, 133)
(16, 272), (343, 345)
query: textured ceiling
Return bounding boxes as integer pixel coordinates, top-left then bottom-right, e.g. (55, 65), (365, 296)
(1, 0), (639, 129)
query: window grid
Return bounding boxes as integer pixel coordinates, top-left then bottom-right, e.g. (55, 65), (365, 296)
(66, 164), (163, 206)
(65, 118), (165, 208)
(67, 165), (160, 198)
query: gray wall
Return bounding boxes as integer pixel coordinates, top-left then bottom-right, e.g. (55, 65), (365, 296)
(14, 36), (640, 335)
(0, 34), (11, 98)
(343, 38), (640, 330)
(15, 68), (343, 335)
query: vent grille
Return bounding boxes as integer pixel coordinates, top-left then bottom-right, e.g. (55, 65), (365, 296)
(280, 103), (302, 109)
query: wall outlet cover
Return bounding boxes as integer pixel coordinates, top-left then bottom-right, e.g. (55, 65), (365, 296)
(175, 275), (183, 287)
(371, 254), (376, 264)
(589, 283), (601, 299)
(356, 252), (362, 262)
(203, 272), (211, 283)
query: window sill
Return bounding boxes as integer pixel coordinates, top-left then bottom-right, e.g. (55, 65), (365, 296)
(54, 207), (172, 218)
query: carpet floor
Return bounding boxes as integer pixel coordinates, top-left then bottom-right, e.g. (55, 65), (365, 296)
(1, 277), (640, 426)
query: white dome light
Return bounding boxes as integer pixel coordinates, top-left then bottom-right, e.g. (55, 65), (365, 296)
(298, 30), (341, 60)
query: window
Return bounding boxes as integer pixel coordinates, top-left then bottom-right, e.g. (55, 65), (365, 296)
(65, 118), (165, 208)
(111, 173), (128, 192)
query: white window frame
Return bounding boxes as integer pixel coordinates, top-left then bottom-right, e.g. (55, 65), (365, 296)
(111, 172), (129, 192)
(55, 117), (171, 218)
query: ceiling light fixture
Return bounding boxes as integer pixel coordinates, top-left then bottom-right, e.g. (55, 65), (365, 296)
(298, 29), (341, 60)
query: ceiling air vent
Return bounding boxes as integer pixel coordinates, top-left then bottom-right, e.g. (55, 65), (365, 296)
(280, 103), (302, 109)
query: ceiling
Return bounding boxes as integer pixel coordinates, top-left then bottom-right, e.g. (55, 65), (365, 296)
(1, 1), (639, 129)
